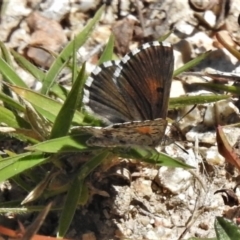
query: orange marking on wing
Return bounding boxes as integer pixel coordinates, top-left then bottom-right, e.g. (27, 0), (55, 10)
(136, 126), (152, 134)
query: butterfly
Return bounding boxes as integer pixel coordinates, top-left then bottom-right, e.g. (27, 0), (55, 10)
(79, 41), (174, 147)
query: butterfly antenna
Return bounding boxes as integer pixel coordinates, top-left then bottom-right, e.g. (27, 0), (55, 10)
(167, 104), (197, 153)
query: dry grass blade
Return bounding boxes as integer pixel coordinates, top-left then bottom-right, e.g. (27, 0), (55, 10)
(22, 202), (52, 240)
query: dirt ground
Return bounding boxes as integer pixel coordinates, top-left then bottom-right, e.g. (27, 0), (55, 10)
(1, 0), (240, 239)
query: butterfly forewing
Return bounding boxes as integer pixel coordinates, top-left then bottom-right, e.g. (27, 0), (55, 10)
(113, 42), (173, 120)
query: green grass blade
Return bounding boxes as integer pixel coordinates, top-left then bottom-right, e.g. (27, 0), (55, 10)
(0, 41), (13, 66)
(173, 50), (211, 77)
(7, 84), (84, 124)
(98, 34), (115, 64)
(0, 91), (25, 112)
(0, 57), (27, 87)
(10, 49), (69, 100)
(41, 5), (105, 94)
(158, 29), (174, 42)
(78, 183), (89, 205)
(0, 152), (48, 182)
(215, 217), (240, 240)
(58, 150), (109, 237)
(0, 106), (30, 128)
(50, 84), (69, 100)
(169, 94), (229, 109)
(10, 48), (69, 100)
(26, 134), (90, 153)
(72, 38), (78, 83)
(50, 63), (86, 138)
(57, 177), (85, 238)
(117, 147), (194, 168)
(10, 49), (46, 81)
(198, 82), (240, 94)
(78, 149), (110, 179)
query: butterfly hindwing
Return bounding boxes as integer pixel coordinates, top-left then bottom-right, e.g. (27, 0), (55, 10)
(84, 119), (168, 147)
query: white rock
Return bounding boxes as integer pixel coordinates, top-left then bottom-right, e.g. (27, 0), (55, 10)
(186, 126), (216, 144)
(132, 179), (153, 198)
(170, 80), (185, 98)
(200, 146), (225, 166)
(204, 10), (216, 27)
(214, 99), (240, 125)
(178, 193), (186, 200)
(156, 167), (192, 194)
(222, 126), (240, 146)
(78, 0), (99, 12)
(203, 104), (215, 127)
(186, 32), (213, 52)
(205, 146), (225, 165)
(165, 144), (197, 167)
(42, 0), (70, 20)
(144, 230), (162, 240)
(175, 20), (195, 35)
